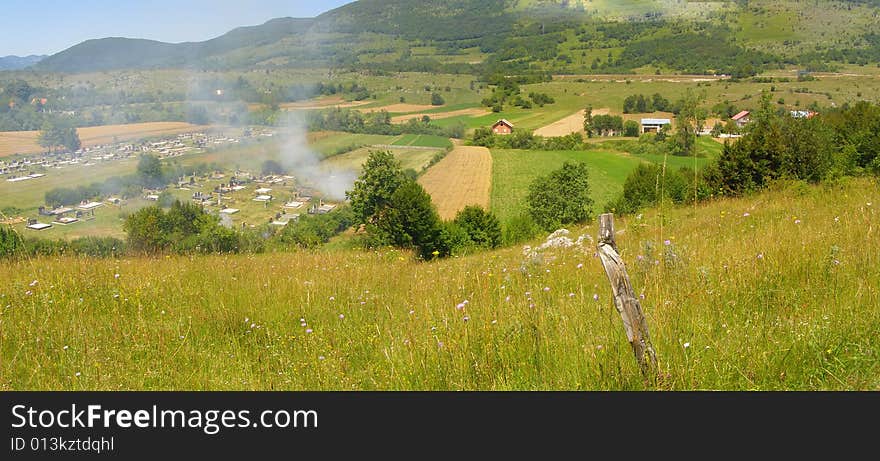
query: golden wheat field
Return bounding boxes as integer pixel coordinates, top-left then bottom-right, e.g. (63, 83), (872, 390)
(418, 145), (492, 220)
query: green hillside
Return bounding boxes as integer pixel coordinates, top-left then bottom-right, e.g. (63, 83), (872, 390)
(29, 0), (880, 75)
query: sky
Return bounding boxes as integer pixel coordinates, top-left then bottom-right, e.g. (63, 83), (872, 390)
(0, 0), (355, 56)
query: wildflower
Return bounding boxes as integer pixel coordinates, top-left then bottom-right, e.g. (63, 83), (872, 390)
(637, 255), (644, 261)
(403, 339), (411, 345)
(318, 355), (325, 361)
(339, 314), (345, 319)
(596, 345), (603, 351)
(568, 293), (575, 298)
(592, 294), (599, 301)
(456, 303), (465, 310)
(529, 303), (535, 309)
(576, 263), (583, 269)
(505, 296), (511, 302)
(409, 309), (415, 315)
(833, 259), (840, 265)
(794, 219), (801, 224)
(75, 372), (81, 377)
(525, 291), (531, 296)
(664, 240), (671, 246)
(245, 317), (249, 323)
(491, 320), (497, 325)
(639, 293), (645, 300)
(432, 250), (440, 256)
(834, 216), (840, 223)
(437, 341), (444, 349)
(463, 300), (469, 305)
(742, 212), (750, 217)
(29, 280), (37, 287)
(683, 342), (691, 349)
(25, 291), (32, 296)
(329, 296), (335, 301)
(463, 316), (470, 322)
(300, 322), (307, 327)
(757, 253), (764, 260)
(543, 287), (550, 292)
(250, 323), (256, 329)
(305, 328), (313, 334)
(63, 345), (68, 351)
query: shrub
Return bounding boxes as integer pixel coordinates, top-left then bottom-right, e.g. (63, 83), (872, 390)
(527, 161), (594, 231)
(453, 206), (502, 249)
(502, 213), (541, 246)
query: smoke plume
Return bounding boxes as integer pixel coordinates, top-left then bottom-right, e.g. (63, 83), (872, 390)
(278, 111), (356, 201)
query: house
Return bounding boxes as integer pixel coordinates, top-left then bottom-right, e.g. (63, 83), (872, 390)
(790, 110), (817, 119)
(491, 119), (514, 135)
(641, 118), (671, 134)
(731, 110), (750, 128)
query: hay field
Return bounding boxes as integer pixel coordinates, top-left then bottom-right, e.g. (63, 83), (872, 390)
(0, 122), (205, 157)
(418, 146), (491, 220)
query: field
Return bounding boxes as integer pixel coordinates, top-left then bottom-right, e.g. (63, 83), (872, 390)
(0, 122), (206, 157)
(2, 177), (877, 390)
(418, 146), (492, 220)
(490, 149), (644, 223)
(322, 146), (444, 174)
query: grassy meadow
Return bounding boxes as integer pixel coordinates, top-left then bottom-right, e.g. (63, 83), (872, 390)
(491, 148), (643, 222)
(1, 177), (877, 390)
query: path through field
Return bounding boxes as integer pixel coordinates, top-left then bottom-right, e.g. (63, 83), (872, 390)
(418, 145), (491, 220)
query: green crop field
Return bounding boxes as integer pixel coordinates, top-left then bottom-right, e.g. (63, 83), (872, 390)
(322, 146), (444, 174)
(490, 148), (645, 223)
(390, 134), (453, 149)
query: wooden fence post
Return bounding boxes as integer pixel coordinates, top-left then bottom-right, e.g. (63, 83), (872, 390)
(596, 213), (658, 379)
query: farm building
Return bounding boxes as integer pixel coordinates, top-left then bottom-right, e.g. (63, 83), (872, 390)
(491, 119), (514, 135)
(26, 218), (51, 230)
(732, 110), (750, 128)
(790, 110), (817, 119)
(641, 118), (671, 133)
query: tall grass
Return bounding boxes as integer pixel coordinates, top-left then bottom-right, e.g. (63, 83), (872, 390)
(1, 178), (878, 390)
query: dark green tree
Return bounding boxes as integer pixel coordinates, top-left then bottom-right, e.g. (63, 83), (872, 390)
(374, 180), (444, 259)
(346, 151), (406, 223)
(137, 154), (166, 188)
(453, 205), (502, 249)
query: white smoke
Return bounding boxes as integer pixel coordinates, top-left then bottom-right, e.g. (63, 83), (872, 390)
(278, 111), (356, 201)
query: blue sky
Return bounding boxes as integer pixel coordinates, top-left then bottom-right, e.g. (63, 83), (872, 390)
(1, 0), (354, 56)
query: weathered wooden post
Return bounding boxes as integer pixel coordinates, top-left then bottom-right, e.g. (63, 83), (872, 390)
(596, 213), (658, 379)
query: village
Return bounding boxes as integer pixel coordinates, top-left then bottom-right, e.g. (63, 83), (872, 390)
(0, 124), (351, 236)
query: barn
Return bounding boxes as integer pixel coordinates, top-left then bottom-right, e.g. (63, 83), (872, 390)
(641, 118), (671, 134)
(491, 119), (514, 135)
(732, 110), (750, 128)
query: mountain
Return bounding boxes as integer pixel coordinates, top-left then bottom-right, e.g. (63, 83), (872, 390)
(0, 55), (46, 71)
(29, 0), (880, 75)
